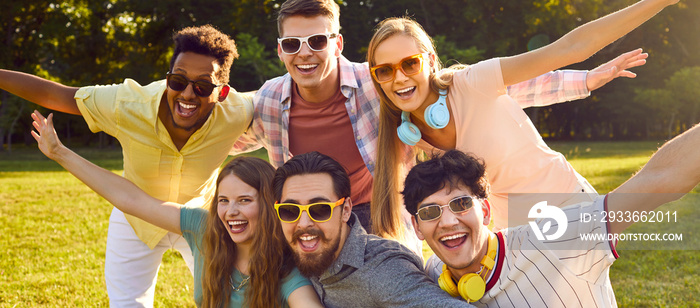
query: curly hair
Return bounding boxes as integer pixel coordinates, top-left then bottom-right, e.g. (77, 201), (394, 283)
(170, 25), (239, 85)
(199, 156), (295, 308)
(402, 150), (490, 216)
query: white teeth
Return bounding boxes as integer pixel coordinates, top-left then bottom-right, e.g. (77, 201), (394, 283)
(179, 102), (196, 109)
(300, 235), (318, 241)
(229, 221), (247, 226)
(297, 64), (318, 70)
(440, 233), (466, 242)
(396, 87), (415, 94)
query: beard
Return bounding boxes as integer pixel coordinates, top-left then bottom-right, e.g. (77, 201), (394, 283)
(291, 226), (342, 278)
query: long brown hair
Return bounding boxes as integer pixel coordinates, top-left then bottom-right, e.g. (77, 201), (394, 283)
(367, 17), (467, 239)
(200, 156), (294, 308)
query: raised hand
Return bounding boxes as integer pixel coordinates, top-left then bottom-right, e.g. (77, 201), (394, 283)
(30, 110), (64, 159)
(586, 48), (648, 91)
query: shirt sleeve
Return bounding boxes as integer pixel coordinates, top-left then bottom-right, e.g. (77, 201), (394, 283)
(367, 253), (474, 307)
(453, 58), (507, 101)
(280, 267), (313, 302)
(230, 92), (266, 155)
(179, 207), (207, 254)
(507, 70), (590, 108)
(74, 83), (122, 136)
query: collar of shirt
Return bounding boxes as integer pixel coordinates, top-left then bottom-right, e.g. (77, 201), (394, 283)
(319, 213), (366, 280)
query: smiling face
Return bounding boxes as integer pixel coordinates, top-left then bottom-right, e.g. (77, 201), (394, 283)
(279, 173), (351, 277)
(412, 183), (492, 276)
(372, 34), (435, 113)
(216, 174), (260, 247)
(162, 51), (221, 133)
(278, 15), (343, 103)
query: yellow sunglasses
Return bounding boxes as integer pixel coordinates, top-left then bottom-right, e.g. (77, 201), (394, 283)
(274, 198), (345, 223)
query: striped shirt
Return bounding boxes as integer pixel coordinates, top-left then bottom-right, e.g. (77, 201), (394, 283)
(231, 56), (590, 173)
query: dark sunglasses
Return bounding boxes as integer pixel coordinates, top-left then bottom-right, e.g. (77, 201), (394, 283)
(166, 73), (221, 97)
(370, 53), (428, 83)
(274, 198), (345, 223)
(277, 33), (338, 55)
(416, 196), (476, 222)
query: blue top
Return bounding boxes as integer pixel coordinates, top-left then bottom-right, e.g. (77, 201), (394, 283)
(180, 207), (311, 307)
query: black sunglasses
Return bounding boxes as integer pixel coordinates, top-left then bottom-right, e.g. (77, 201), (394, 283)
(166, 73), (221, 97)
(416, 196), (476, 222)
(277, 33), (338, 55)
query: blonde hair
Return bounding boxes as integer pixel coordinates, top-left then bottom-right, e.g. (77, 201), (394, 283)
(367, 17), (468, 239)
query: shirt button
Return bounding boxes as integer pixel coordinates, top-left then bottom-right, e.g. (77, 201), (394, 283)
(356, 135), (361, 140)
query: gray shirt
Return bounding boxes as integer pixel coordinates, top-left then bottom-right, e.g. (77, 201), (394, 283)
(310, 213), (474, 307)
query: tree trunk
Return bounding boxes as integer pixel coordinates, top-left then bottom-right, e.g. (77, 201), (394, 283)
(6, 103), (25, 153)
(0, 91), (8, 152)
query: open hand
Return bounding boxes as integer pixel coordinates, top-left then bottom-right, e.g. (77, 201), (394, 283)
(586, 48), (648, 91)
(30, 110), (64, 160)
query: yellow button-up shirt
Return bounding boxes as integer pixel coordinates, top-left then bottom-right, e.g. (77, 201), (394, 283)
(75, 78), (253, 248)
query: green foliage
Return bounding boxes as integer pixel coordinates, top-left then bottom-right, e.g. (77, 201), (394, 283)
(2, 1), (700, 144)
(635, 66), (700, 139)
(432, 35), (484, 66)
(232, 32), (287, 90)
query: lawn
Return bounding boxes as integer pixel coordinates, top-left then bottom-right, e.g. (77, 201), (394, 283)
(0, 142), (697, 307)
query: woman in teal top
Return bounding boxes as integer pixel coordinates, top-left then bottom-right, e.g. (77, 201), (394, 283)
(31, 111), (323, 308)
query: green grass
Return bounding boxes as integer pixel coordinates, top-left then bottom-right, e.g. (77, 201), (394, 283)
(0, 146), (266, 307)
(550, 141), (699, 307)
(1, 143), (698, 307)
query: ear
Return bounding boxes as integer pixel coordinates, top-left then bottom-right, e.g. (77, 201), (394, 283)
(429, 53), (437, 72)
(334, 34), (344, 56)
(341, 197), (352, 223)
(218, 85), (230, 102)
(481, 199), (492, 226)
(411, 216), (425, 241)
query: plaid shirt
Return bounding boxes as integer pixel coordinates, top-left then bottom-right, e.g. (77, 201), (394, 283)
(231, 56), (589, 172)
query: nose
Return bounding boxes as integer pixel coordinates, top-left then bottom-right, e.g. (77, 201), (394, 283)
(296, 211), (315, 229)
(225, 203), (240, 217)
(394, 68), (409, 83)
(297, 41), (314, 57)
(180, 81), (197, 99)
(438, 207), (459, 228)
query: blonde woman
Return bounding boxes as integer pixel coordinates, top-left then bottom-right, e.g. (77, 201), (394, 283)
(31, 111), (323, 308)
(368, 0), (677, 238)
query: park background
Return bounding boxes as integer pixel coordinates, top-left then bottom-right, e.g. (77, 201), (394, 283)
(0, 0), (698, 306)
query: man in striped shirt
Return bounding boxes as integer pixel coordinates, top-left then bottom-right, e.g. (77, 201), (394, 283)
(403, 125), (700, 307)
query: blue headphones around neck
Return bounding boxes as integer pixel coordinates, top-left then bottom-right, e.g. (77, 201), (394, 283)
(397, 89), (449, 146)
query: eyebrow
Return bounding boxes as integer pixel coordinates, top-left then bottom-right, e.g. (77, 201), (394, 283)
(172, 68), (213, 79)
(281, 196), (332, 204)
(418, 202), (439, 208)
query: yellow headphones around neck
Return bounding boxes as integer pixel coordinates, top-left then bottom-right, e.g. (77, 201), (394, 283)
(438, 233), (498, 302)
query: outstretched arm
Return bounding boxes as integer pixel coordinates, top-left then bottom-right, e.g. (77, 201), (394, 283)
(608, 121), (700, 234)
(1, 70), (81, 115)
(500, 0), (676, 86)
(508, 49), (648, 108)
(31, 111), (181, 233)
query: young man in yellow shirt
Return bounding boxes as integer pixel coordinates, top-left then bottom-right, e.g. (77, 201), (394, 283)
(0, 25), (253, 307)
